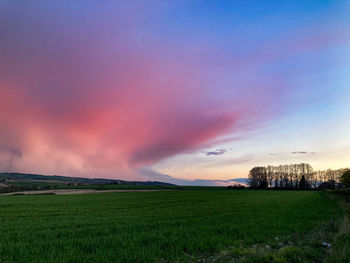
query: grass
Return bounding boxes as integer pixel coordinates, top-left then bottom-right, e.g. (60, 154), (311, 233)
(324, 189), (350, 263)
(0, 190), (342, 262)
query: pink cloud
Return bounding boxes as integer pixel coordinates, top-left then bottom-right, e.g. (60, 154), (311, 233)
(0, 2), (348, 179)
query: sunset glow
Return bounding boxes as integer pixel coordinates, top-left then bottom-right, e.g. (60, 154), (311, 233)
(1, 1), (349, 184)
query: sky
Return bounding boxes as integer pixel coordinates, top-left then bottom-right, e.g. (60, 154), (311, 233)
(0, 1), (349, 185)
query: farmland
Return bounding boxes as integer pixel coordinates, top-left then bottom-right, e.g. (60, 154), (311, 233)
(0, 172), (181, 194)
(0, 189), (345, 262)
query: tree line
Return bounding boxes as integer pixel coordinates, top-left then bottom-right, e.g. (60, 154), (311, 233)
(248, 163), (349, 189)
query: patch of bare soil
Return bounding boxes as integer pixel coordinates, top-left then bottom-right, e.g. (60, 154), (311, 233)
(0, 189), (171, 196)
(0, 183), (8, 188)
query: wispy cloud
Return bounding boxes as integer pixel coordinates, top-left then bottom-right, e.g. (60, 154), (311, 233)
(269, 151), (316, 156)
(290, 151), (315, 155)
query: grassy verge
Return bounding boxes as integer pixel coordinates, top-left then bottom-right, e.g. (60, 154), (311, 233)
(200, 189), (349, 263)
(324, 189), (350, 263)
(196, 216), (341, 263)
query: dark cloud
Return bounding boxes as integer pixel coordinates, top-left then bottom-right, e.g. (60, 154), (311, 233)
(203, 149), (227, 156)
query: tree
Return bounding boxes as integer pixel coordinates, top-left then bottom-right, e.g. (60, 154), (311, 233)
(299, 175), (308, 189)
(266, 165), (274, 188)
(247, 164), (349, 190)
(248, 167), (267, 188)
(340, 170), (350, 188)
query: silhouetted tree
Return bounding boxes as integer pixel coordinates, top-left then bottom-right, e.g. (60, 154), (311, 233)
(340, 170), (350, 188)
(248, 164), (348, 190)
(266, 165), (274, 187)
(299, 175), (308, 189)
(248, 167), (267, 188)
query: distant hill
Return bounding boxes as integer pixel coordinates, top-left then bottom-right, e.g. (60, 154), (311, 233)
(0, 172), (177, 188)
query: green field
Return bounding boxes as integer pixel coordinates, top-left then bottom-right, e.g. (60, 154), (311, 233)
(65, 184), (182, 190)
(0, 190), (344, 262)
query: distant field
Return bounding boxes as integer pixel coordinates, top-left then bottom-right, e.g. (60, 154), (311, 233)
(1, 181), (181, 190)
(0, 172), (181, 193)
(1, 188), (174, 196)
(67, 184), (182, 190)
(0, 190), (343, 262)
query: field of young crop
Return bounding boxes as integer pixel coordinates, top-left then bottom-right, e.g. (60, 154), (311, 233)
(0, 190), (343, 262)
